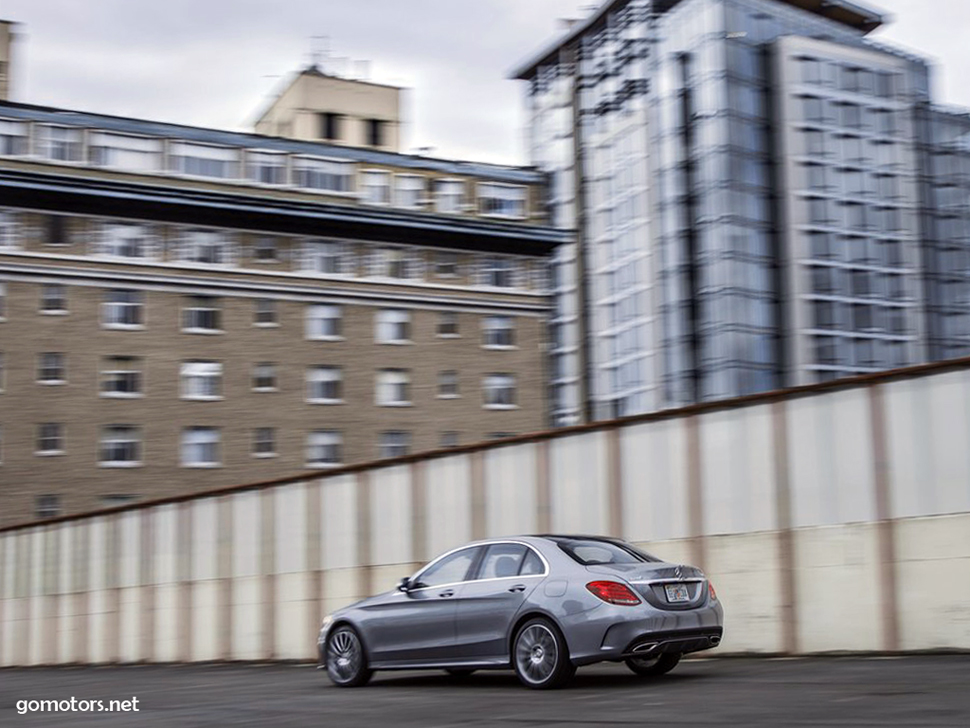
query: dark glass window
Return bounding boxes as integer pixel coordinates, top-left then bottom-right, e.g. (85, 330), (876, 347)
(366, 119), (384, 147)
(320, 112), (341, 141)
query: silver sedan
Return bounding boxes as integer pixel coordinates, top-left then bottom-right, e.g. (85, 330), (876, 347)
(318, 535), (723, 689)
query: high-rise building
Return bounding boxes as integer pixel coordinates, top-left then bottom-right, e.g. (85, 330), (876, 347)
(514, 0), (970, 425)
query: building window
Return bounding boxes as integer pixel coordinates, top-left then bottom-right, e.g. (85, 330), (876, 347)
(306, 304), (342, 340)
(439, 431), (459, 448)
(478, 183), (527, 219)
(179, 230), (236, 266)
(169, 141), (239, 179)
(47, 215), (69, 246)
(307, 366), (343, 403)
(36, 423), (64, 454)
(366, 119), (385, 148)
(252, 362), (277, 391)
(483, 316), (515, 348)
(102, 289), (144, 328)
(303, 240), (349, 275)
(35, 494), (61, 520)
(372, 247), (421, 279)
(435, 179), (465, 214)
(89, 132), (163, 173)
(434, 251), (459, 278)
(438, 370), (459, 398)
(101, 356), (143, 397)
(254, 298), (278, 326)
(480, 257), (516, 288)
(35, 125), (83, 162)
(254, 236), (278, 262)
(376, 309), (411, 343)
(253, 428), (277, 458)
(99, 425), (142, 467)
(247, 150), (287, 185)
(101, 495), (139, 508)
(94, 222), (158, 260)
(437, 311), (459, 337)
(361, 170), (391, 204)
(0, 119), (28, 155)
(181, 427), (221, 467)
(395, 175), (425, 209)
(38, 352), (66, 384)
(180, 361), (222, 400)
(0, 210), (20, 249)
(483, 373), (517, 408)
(182, 295), (222, 333)
(293, 157), (353, 193)
(379, 431), (410, 459)
(376, 369), (411, 406)
(320, 113), (342, 142)
(307, 430), (343, 467)
(40, 283), (67, 313)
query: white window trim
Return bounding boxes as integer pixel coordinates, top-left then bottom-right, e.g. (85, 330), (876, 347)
(478, 181), (529, 220)
(291, 155), (357, 197)
(359, 168), (392, 206)
(306, 367), (344, 405)
(168, 140), (241, 181)
(244, 148), (290, 188)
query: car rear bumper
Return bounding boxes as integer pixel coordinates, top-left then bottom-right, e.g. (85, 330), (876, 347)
(564, 600), (724, 666)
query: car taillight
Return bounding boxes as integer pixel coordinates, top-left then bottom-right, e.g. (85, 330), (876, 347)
(586, 580), (641, 606)
(709, 581), (718, 601)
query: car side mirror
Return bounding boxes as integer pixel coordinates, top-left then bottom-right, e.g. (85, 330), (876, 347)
(396, 577), (411, 592)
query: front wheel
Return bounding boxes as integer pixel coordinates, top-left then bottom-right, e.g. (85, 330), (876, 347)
(625, 652), (681, 677)
(326, 625), (373, 687)
(512, 618), (575, 689)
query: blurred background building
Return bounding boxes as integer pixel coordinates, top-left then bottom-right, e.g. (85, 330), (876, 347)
(515, 0), (970, 425)
(0, 23), (567, 523)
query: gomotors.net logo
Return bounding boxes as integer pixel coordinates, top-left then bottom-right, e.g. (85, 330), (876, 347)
(16, 697), (140, 715)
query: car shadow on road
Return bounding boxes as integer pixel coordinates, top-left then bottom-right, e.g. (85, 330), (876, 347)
(362, 669), (705, 690)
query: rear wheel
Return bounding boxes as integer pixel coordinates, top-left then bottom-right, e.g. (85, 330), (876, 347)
(512, 618), (575, 690)
(326, 625), (373, 687)
(625, 652), (681, 677)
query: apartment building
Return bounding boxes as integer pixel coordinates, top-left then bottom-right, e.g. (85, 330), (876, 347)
(0, 74), (567, 524)
(515, 0), (970, 424)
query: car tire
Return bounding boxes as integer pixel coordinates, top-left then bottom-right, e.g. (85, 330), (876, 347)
(624, 652), (681, 677)
(325, 625), (373, 687)
(444, 668), (477, 678)
(512, 618), (576, 690)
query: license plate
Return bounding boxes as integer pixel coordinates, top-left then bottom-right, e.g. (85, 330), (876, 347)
(664, 583), (690, 603)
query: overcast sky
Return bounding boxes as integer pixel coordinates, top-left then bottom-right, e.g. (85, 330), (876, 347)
(3, 0), (970, 166)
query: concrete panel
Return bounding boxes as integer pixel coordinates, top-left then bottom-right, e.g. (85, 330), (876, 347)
(620, 420), (690, 543)
(118, 586), (142, 663)
(894, 514), (970, 650)
(370, 466), (412, 567)
(705, 532), (784, 653)
(191, 499), (218, 582)
(425, 456), (472, 559)
(485, 445), (538, 538)
(191, 580), (221, 662)
(789, 390), (875, 528)
(321, 475), (358, 571)
(793, 524), (883, 652)
(88, 589), (108, 664)
(118, 512), (140, 589)
(275, 572), (309, 660)
(154, 506), (179, 585)
(276, 484), (307, 575)
(231, 576), (264, 660)
(154, 583), (180, 662)
(700, 406), (776, 536)
(55, 593), (76, 664)
(550, 432), (609, 535)
(232, 492), (261, 578)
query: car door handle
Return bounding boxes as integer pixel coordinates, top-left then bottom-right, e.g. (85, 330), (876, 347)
(439, 590), (454, 598)
(508, 584), (527, 593)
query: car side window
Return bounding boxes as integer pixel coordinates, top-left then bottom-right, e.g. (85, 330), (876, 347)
(413, 547), (479, 589)
(476, 543), (527, 580)
(519, 548), (544, 576)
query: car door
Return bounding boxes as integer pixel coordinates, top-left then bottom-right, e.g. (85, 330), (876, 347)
(453, 543), (546, 661)
(365, 545), (481, 665)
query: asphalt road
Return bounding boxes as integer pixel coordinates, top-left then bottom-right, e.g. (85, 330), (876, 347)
(2, 657), (968, 727)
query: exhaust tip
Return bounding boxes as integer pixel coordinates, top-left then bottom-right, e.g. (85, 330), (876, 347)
(709, 635), (721, 646)
(633, 642), (659, 654)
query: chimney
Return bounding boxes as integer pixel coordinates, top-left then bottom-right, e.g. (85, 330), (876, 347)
(0, 21), (15, 101)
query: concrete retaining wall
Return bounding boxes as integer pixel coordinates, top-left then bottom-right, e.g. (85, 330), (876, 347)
(2, 365), (970, 665)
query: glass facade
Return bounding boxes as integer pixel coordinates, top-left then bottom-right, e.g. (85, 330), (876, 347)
(522, 0), (969, 422)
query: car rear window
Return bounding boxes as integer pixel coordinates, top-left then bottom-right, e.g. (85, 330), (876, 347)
(555, 539), (660, 566)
